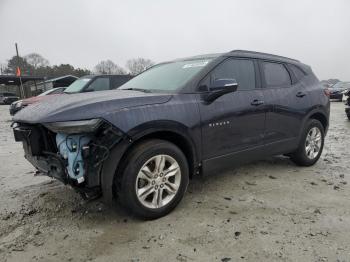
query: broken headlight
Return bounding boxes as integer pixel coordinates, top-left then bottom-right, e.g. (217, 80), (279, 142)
(44, 119), (102, 134)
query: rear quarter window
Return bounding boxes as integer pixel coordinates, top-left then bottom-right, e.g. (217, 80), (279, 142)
(289, 64), (306, 81)
(263, 62), (291, 88)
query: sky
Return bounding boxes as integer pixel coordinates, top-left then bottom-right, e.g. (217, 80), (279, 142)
(0, 0), (349, 80)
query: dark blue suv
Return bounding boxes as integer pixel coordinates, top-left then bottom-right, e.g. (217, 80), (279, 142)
(13, 50), (330, 219)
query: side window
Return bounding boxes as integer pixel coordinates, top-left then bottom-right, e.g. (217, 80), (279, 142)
(289, 64), (306, 81)
(263, 62), (291, 87)
(111, 77), (129, 89)
(211, 59), (256, 91)
(86, 77), (110, 92)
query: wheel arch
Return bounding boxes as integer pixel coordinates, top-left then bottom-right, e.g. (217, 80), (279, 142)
(121, 121), (199, 178)
(297, 108), (329, 143)
(308, 112), (328, 132)
(100, 120), (200, 204)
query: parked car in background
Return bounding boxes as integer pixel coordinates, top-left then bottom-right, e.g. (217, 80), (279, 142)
(12, 50), (329, 219)
(10, 75), (133, 115)
(344, 89), (350, 120)
(0, 92), (19, 105)
(329, 82), (350, 101)
(342, 88), (350, 103)
(9, 87), (66, 116)
(64, 74), (133, 93)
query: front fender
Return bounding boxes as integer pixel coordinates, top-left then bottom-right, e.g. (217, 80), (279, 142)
(128, 120), (197, 147)
(100, 136), (131, 204)
(100, 120), (200, 204)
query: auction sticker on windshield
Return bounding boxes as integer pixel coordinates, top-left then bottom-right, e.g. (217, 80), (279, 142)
(182, 60), (209, 68)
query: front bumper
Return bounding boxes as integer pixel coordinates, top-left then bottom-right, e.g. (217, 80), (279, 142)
(13, 125), (67, 182)
(12, 121), (124, 198)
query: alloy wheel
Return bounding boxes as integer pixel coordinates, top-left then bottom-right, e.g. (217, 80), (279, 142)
(135, 154), (181, 209)
(305, 127), (322, 159)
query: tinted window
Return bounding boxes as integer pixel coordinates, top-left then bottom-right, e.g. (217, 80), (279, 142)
(263, 62), (291, 87)
(86, 77), (110, 92)
(111, 76), (132, 89)
(289, 64), (305, 81)
(211, 59), (256, 90)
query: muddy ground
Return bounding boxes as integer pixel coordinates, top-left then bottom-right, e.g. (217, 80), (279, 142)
(0, 102), (349, 262)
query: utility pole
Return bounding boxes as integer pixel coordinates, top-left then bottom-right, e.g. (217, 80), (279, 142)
(15, 43), (25, 98)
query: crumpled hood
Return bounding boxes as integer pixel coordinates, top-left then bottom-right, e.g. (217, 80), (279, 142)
(13, 90), (172, 124)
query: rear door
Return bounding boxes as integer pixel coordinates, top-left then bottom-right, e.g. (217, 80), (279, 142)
(199, 58), (266, 161)
(260, 61), (310, 151)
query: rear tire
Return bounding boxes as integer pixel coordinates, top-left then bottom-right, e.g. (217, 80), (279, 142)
(290, 119), (325, 166)
(116, 139), (189, 219)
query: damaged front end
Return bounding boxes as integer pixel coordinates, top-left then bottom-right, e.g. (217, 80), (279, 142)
(13, 119), (124, 199)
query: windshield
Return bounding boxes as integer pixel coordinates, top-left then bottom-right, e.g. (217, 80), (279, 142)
(64, 77), (92, 93)
(331, 82), (350, 89)
(119, 59), (212, 92)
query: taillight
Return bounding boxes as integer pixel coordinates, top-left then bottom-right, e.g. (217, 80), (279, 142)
(324, 88), (330, 98)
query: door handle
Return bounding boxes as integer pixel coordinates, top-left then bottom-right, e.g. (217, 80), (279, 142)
(251, 99), (264, 106)
(296, 91), (306, 98)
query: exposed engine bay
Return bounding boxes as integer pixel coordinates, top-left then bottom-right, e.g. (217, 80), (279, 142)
(12, 120), (124, 199)
(56, 133), (94, 184)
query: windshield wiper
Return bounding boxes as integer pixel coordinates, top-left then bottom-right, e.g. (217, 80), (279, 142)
(121, 88), (152, 93)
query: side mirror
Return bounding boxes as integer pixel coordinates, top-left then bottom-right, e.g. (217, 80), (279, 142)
(204, 79), (238, 102)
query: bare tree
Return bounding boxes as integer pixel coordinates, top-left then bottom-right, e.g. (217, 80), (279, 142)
(94, 60), (126, 74)
(5, 56), (33, 76)
(0, 62), (7, 74)
(25, 53), (49, 69)
(126, 58), (154, 75)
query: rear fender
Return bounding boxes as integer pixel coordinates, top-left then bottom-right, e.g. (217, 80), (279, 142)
(298, 107), (329, 142)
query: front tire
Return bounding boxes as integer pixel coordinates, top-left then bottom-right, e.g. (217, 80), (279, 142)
(290, 119), (325, 166)
(117, 139), (189, 219)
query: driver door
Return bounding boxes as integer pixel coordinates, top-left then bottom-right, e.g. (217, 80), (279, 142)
(198, 58), (266, 172)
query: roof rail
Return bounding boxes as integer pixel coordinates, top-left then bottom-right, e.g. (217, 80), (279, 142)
(230, 50), (300, 62)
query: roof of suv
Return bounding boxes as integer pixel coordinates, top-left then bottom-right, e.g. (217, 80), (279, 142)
(176, 50), (301, 65)
(228, 50), (300, 63)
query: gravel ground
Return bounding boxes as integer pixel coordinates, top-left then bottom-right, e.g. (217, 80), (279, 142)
(0, 102), (349, 262)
